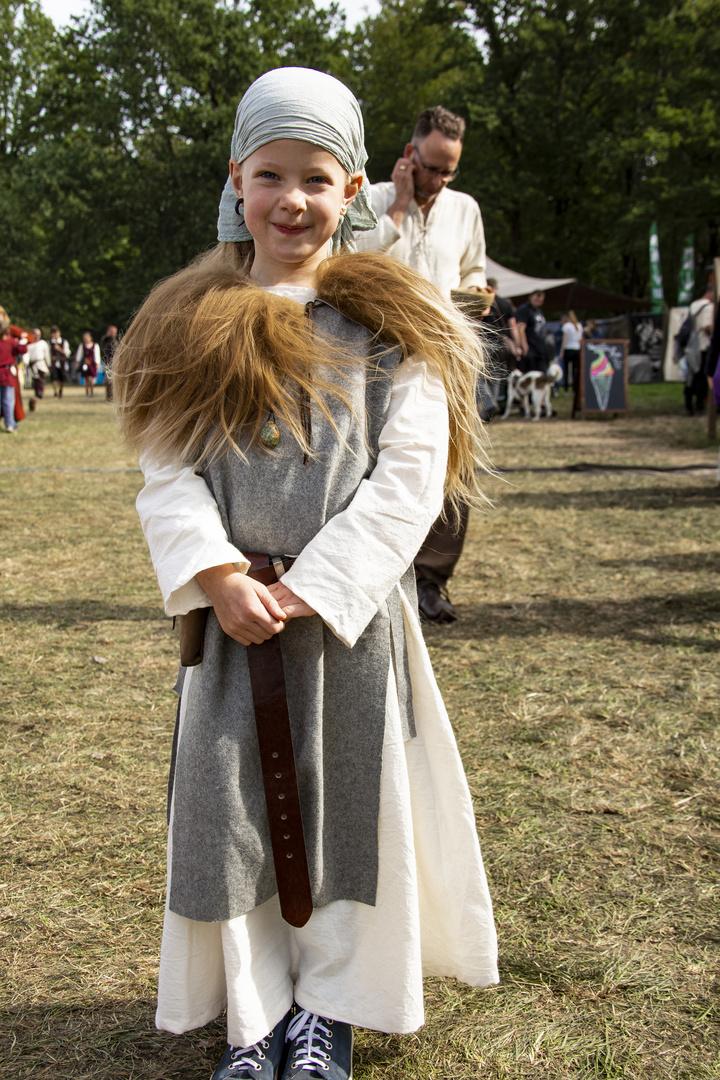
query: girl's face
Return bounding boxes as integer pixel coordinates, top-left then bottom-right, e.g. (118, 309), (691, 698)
(230, 139), (362, 287)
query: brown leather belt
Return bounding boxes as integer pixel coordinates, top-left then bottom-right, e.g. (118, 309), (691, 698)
(177, 553), (313, 928)
(244, 553), (313, 928)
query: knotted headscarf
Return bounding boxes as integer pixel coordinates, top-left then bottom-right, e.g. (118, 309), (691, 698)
(217, 67), (377, 253)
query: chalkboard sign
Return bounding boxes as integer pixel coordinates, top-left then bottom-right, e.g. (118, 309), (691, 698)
(580, 339), (629, 417)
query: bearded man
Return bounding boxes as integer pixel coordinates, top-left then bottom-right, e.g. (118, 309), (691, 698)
(355, 105), (487, 622)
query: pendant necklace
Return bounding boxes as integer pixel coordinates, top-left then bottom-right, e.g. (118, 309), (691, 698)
(260, 412), (280, 449)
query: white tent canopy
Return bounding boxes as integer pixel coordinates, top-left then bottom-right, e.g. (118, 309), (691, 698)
(486, 256), (645, 312)
(486, 256), (573, 298)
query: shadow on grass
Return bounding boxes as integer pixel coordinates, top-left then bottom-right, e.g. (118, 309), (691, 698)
(449, 590), (720, 651)
(503, 484), (718, 511)
(2, 1001), (409, 1079)
(600, 552), (720, 573)
(0, 600), (163, 627)
(1, 1000), (225, 1080)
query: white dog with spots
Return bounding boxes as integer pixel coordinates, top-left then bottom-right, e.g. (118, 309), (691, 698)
(502, 360), (562, 421)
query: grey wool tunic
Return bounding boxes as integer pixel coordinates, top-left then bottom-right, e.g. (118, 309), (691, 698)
(167, 301), (417, 923)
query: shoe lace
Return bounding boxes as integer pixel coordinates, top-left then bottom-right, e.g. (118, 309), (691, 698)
(226, 1033), (271, 1074)
(286, 1010), (333, 1073)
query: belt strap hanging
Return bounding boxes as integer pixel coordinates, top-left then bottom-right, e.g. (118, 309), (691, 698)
(175, 552), (313, 927)
(245, 555), (313, 929)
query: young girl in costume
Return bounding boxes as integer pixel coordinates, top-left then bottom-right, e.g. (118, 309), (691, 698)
(114, 67), (498, 1080)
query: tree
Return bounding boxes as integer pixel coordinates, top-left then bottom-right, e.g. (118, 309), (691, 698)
(353, 0), (720, 301)
(346, 0), (482, 181)
(0, 0), (354, 340)
(0, 0), (61, 326)
(2, 0), (718, 332)
(463, 0), (720, 299)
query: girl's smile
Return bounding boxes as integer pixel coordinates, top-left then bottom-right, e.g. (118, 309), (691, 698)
(230, 139), (362, 287)
(273, 224), (310, 235)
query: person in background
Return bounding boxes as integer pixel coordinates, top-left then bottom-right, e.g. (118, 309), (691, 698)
(706, 296), (720, 391)
(100, 324), (118, 401)
(26, 328), (51, 411)
(583, 317), (600, 340)
(515, 290), (547, 374)
(705, 299), (720, 486)
(355, 105), (487, 622)
(354, 105), (486, 301)
(76, 330), (101, 396)
(484, 278), (521, 406)
(0, 306), (28, 433)
(15, 340), (28, 391)
(559, 310), (583, 399)
(685, 285), (715, 416)
(49, 326), (70, 397)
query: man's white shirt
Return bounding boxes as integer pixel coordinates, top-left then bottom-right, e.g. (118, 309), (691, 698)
(26, 339), (51, 374)
(689, 297), (715, 352)
(353, 182), (487, 298)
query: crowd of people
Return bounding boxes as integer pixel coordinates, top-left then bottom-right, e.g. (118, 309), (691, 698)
(0, 322), (118, 430)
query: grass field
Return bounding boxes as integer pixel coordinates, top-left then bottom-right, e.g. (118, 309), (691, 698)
(1, 386), (719, 1079)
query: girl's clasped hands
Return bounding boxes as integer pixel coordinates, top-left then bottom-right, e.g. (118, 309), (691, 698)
(196, 563), (316, 646)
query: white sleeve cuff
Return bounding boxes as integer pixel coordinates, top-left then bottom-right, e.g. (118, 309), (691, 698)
(459, 271), (487, 290)
(136, 453), (250, 617)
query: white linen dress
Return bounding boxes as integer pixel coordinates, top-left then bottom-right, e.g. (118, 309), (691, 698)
(136, 285), (498, 1048)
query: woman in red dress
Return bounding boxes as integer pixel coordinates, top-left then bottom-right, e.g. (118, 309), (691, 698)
(0, 308), (28, 432)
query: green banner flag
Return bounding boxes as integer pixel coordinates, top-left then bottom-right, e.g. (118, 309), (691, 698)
(677, 233), (694, 306)
(649, 221), (664, 313)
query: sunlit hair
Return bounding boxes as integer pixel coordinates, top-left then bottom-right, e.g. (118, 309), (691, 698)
(566, 310), (580, 330)
(0, 307), (9, 337)
(413, 106), (465, 143)
(113, 245), (492, 513)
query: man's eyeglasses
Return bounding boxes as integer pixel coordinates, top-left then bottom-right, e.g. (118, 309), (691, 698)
(411, 145), (460, 181)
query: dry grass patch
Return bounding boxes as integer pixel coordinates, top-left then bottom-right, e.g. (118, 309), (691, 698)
(1, 388), (719, 1078)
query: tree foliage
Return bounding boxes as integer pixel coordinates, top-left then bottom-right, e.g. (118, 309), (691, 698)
(462, 0), (720, 298)
(0, 0), (718, 338)
(0, 0), (352, 335)
(346, 0), (481, 179)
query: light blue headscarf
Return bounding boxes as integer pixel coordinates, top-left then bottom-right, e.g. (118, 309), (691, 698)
(217, 67), (377, 253)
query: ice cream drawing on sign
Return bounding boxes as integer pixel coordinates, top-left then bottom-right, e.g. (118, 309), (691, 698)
(589, 351), (614, 410)
(583, 341), (627, 413)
